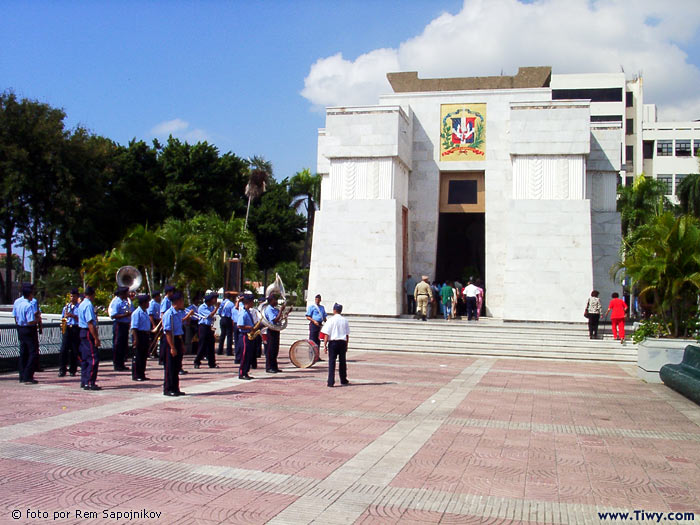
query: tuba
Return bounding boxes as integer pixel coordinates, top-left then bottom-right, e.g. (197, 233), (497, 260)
(116, 266), (143, 292)
(257, 273), (292, 332)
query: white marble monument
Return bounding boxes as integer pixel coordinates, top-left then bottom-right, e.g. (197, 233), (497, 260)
(307, 67), (621, 322)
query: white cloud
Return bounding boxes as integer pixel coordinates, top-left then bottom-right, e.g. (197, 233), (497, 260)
(150, 118), (189, 135)
(150, 118), (210, 143)
(302, 0), (700, 120)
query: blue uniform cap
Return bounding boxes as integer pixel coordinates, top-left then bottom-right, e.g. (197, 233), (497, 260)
(164, 285), (175, 293)
(137, 294), (150, 305)
(204, 292), (218, 302)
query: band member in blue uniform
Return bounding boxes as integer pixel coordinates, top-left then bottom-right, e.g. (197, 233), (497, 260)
(217, 292), (236, 356)
(158, 285), (175, 365)
(237, 295), (258, 380)
(264, 295), (283, 373)
(194, 292), (219, 368)
(77, 286), (102, 390)
(305, 294), (327, 360)
(321, 303), (351, 387)
(58, 288), (81, 377)
(162, 291), (194, 396)
(109, 286), (132, 371)
(13, 283), (39, 384)
(130, 294), (152, 381)
(234, 297), (244, 364)
(147, 290), (161, 328)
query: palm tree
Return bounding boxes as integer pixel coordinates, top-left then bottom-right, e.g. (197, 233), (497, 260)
(244, 156), (272, 230)
(677, 172), (700, 219)
(119, 224), (169, 294)
(617, 174), (668, 241)
(616, 212), (700, 337)
(289, 168), (321, 268)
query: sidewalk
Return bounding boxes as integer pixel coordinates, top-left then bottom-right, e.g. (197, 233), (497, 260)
(0, 350), (698, 524)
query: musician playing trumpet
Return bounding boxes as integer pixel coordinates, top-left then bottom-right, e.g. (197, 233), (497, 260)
(193, 292), (220, 369)
(58, 288), (80, 377)
(130, 294), (152, 382)
(263, 295), (283, 374)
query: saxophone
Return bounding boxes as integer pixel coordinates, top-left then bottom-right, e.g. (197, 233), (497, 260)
(60, 301), (70, 335)
(247, 316), (264, 341)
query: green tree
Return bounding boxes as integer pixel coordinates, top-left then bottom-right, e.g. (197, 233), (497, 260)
(677, 172), (700, 219)
(248, 179), (305, 287)
(617, 174), (669, 242)
(289, 168), (321, 268)
(616, 212), (700, 337)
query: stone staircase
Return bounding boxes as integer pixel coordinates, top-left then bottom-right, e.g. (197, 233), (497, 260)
(278, 312), (638, 363)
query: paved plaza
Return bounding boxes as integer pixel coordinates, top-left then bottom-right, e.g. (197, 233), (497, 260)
(0, 350), (699, 524)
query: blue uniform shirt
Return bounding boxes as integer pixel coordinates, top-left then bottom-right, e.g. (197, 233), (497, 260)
(160, 296), (172, 317)
(219, 299), (234, 318)
(264, 305), (280, 325)
(109, 296), (131, 324)
(130, 308), (151, 331)
(77, 298), (97, 329)
(231, 304), (239, 324)
(62, 302), (79, 326)
(147, 299), (161, 320)
(162, 306), (184, 336)
(13, 297), (35, 326)
(198, 303), (216, 325)
(306, 303), (326, 322)
(30, 297), (41, 314)
(238, 309), (254, 333)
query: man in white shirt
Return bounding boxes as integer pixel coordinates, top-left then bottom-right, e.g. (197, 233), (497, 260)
(321, 303), (350, 387)
(463, 280), (479, 321)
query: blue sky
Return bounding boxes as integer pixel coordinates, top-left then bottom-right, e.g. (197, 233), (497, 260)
(2, 0), (700, 184)
(1, 0), (461, 180)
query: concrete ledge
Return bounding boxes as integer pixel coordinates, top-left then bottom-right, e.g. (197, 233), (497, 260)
(637, 338), (693, 383)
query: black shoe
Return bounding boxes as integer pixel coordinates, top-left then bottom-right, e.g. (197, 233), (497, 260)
(158, 360), (164, 366)
(208, 364), (219, 368)
(266, 369), (277, 374)
(226, 353), (233, 357)
(164, 391), (178, 396)
(327, 384), (334, 388)
(87, 385), (102, 391)
(216, 351), (223, 355)
(317, 358), (325, 361)
(274, 369), (282, 373)
(176, 391), (186, 396)
(239, 375), (251, 380)
(58, 371), (66, 377)
(341, 381), (350, 385)
(24, 379), (39, 384)
(80, 384), (87, 389)
(179, 370), (188, 375)
(245, 375), (254, 380)
(193, 362), (200, 369)
(133, 377), (145, 382)
(36, 366), (45, 372)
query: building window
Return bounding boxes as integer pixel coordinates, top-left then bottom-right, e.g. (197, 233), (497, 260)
(447, 180), (478, 204)
(626, 91), (633, 107)
(674, 174), (686, 195)
(590, 115), (622, 122)
(657, 140), (672, 156)
(676, 140), (691, 157)
(626, 118), (634, 135)
(643, 141), (654, 159)
(625, 145), (633, 165)
(552, 87), (623, 102)
(625, 176), (634, 187)
(694, 139), (700, 156)
(657, 175), (672, 195)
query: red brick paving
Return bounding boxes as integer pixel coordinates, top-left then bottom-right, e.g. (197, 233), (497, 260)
(0, 352), (699, 523)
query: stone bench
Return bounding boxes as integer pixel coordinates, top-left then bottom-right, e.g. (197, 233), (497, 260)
(659, 344), (700, 405)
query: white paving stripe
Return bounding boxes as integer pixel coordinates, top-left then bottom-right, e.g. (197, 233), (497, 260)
(268, 358), (494, 525)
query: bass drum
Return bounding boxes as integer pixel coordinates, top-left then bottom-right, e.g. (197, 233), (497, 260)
(289, 339), (319, 368)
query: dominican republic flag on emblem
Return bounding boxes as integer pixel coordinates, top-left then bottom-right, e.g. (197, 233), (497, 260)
(451, 117), (476, 144)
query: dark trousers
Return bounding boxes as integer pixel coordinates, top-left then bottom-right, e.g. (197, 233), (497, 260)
(218, 317), (233, 355)
(184, 321), (197, 355)
(406, 294), (416, 315)
(17, 326), (37, 382)
(265, 330), (280, 372)
(59, 325), (80, 375)
(159, 335), (167, 365)
(232, 325), (240, 362)
(309, 322), (321, 345)
(466, 297), (478, 320)
(79, 328), (99, 387)
(113, 322), (129, 369)
(327, 340), (348, 387)
(164, 336), (184, 394)
(238, 333), (257, 378)
(195, 325), (216, 367)
(587, 313), (600, 338)
(132, 330), (150, 380)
